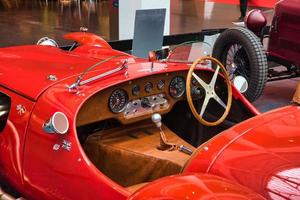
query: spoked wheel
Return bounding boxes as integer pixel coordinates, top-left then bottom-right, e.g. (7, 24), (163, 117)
(213, 27), (268, 102)
(226, 44), (251, 80)
(186, 56), (232, 126)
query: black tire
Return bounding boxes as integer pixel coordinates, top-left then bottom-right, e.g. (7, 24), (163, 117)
(212, 27), (268, 102)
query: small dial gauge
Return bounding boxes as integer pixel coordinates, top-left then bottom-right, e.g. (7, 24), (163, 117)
(157, 80), (165, 90)
(192, 77), (198, 85)
(144, 82), (153, 93)
(108, 89), (129, 113)
(132, 85), (140, 96)
(169, 76), (185, 98)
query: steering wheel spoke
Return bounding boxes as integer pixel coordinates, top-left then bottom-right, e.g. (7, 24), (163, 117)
(209, 65), (220, 88)
(200, 95), (210, 117)
(213, 93), (226, 109)
(192, 72), (208, 90)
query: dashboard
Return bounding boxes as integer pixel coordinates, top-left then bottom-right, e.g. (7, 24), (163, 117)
(76, 71), (206, 126)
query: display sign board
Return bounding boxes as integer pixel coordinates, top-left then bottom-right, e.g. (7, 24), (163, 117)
(132, 9), (166, 58)
(119, 0), (170, 40)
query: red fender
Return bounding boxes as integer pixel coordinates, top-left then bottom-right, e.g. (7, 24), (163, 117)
(128, 173), (266, 200)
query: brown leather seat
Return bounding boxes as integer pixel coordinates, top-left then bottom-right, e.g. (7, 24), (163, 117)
(293, 81), (300, 104)
(126, 182), (149, 193)
(84, 122), (195, 188)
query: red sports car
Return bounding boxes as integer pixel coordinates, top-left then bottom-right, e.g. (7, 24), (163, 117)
(0, 32), (299, 200)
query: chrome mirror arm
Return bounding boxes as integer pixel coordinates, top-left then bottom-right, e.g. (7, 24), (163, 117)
(68, 59), (128, 93)
(68, 78), (81, 92)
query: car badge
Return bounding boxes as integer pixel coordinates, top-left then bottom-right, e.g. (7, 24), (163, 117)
(16, 104), (26, 116)
(53, 139), (72, 152)
(53, 144), (61, 151)
(62, 139), (72, 151)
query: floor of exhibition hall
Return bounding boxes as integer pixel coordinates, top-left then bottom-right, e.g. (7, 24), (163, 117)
(0, 0), (297, 112)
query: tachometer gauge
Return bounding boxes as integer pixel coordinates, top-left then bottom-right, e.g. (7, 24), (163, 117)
(144, 82), (153, 93)
(169, 76), (185, 98)
(108, 89), (129, 113)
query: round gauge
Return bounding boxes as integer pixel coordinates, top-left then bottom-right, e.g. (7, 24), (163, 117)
(169, 76), (186, 98)
(192, 77), (198, 85)
(144, 82), (153, 93)
(108, 89), (129, 113)
(157, 80), (165, 90)
(132, 85), (140, 96)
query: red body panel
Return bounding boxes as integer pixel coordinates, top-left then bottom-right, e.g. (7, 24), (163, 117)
(63, 32), (112, 48)
(185, 105), (300, 199)
(129, 174), (266, 200)
(268, 0), (300, 67)
(0, 45), (129, 100)
(0, 87), (35, 191)
(0, 38), (297, 200)
(22, 82), (131, 200)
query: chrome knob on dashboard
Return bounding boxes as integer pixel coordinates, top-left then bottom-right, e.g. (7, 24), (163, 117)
(151, 113), (162, 128)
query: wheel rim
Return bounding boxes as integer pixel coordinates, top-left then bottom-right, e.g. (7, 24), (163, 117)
(225, 44), (250, 83)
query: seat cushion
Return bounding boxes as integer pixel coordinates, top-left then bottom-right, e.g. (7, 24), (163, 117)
(84, 122), (195, 187)
(126, 182), (148, 193)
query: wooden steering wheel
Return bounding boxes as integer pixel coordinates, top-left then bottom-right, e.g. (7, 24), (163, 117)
(186, 56), (232, 126)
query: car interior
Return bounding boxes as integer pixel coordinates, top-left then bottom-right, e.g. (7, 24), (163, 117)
(75, 68), (255, 192)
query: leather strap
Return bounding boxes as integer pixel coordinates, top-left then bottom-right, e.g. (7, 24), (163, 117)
(157, 127), (178, 151)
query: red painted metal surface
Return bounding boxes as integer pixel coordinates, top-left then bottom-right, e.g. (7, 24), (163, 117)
(184, 105), (300, 199)
(63, 32), (112, 48)
(0, 86), (35, 193)
(22, 82), (131, 200)
(0, 34), (297, 199)
(0, 45), (129, 100)
(268, 0), (300, 67)
(245, 9), (267, 36)
(129, 173), (266, 200)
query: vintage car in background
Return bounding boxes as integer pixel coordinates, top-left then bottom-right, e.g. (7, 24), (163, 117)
(0, 30), (299, 200)
(213, 0), (300, 102)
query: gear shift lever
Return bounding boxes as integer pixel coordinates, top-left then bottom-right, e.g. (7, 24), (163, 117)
(151, 113), (193, 155)
(151, 113), (162, 129)
(151, 113), (176, 151)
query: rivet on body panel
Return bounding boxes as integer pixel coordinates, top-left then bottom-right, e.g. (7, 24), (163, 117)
(47, 75), (58, 81)
(125, 71), (129, 78)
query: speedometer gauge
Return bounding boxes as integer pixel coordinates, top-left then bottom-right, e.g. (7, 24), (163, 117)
(108, 89), (128, 113)
(169, 76), (185, 98)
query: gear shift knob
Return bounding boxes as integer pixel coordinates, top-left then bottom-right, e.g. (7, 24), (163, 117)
(151, 113), (162, 128)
